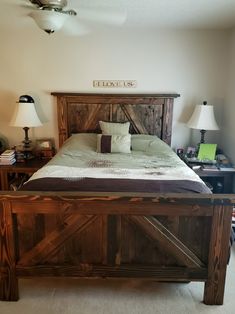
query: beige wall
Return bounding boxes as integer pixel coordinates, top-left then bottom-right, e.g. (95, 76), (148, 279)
(0, 27), (229, 150)
(221, 29), (235, 165)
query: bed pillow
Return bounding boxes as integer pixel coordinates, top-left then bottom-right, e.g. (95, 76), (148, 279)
(131, 134), (161, 151)
(131, 134), (173, 154)
(99, 121), (130, 135)
(97, 134), (131, 153)
(61, 133), (97, 153)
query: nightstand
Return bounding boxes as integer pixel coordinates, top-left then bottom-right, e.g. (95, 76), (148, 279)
(185, 162), (235, 193)
(194, 168), (235, 193)
(0, 158), (48, 190)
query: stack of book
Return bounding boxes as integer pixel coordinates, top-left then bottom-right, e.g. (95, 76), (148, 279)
(201, 164), (219, 171)
(218, 164), (235, 171)
(0, 150), (16, 165)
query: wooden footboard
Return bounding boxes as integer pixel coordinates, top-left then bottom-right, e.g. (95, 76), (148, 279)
(0, 192), (233, 305)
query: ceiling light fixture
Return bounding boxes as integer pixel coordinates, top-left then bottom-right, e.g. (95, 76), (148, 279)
(29, 9), (69, 34)
(27, 0), (126, 35)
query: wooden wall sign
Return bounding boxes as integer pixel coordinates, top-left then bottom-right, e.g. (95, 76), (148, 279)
(93, 80), (137, 88)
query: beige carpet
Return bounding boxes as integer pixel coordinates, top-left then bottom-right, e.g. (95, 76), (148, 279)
(1, 247), (234, 314)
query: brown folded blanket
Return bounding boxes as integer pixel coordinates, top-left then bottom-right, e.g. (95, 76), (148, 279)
(22, 177), (211, 194)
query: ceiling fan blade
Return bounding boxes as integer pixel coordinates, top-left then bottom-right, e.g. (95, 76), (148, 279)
(77, 7), (127, 26)
(62, 18), (91, 36)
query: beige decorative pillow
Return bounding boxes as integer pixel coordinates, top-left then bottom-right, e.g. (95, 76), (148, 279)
(99, 121), (130, 135)
(97, 134), (131, 153)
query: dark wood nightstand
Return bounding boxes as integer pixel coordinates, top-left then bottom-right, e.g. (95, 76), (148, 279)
(194, 168), (235, 193)
(184, 161), (235, 193)
(0, 158), (48, 190)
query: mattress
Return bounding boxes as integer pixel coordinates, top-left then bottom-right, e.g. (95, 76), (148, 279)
(22, 134), (211, 193)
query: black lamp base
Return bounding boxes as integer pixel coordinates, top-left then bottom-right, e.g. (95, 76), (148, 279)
(22, 127), (31, 148)
(22, 127), (34, 160)
(196, 129), (207, 155)
(200, 129), (206, 144)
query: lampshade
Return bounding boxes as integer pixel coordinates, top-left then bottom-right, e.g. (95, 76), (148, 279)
(29, 10), (68, 34)
(10, 102), (42, 127)
(187, 105), (219, 130)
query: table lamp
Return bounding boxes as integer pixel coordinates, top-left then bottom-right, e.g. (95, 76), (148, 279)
(186, 101), (219, 144)
(10, 95), (42, 159)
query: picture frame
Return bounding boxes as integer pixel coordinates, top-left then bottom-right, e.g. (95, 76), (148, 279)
(186, 146), (196, 158)
(35, 139), (53, 151)
(197, 143), (217, 161)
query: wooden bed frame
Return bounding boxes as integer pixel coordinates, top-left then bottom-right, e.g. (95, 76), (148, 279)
(0, 93), (234, 305)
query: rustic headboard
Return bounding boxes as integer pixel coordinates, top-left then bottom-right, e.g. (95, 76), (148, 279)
(51, 93), (180, 147)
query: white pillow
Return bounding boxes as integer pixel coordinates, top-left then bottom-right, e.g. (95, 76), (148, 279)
(62, 133), (97, 152)
(97, 134), (131, 153)
(99, 121), (130, 135)
(131, 134), (170, 153)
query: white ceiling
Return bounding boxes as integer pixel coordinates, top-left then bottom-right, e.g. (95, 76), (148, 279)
(1, 0), (235, 32)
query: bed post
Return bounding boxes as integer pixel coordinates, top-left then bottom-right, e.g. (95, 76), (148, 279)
(0, 200), (19, 301)
(203, 204), (232, 305)
(56, 95), (68, 148)
(162, 98), (174, 146)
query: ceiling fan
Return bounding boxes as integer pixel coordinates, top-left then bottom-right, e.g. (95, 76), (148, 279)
(24, 0), (126, 35)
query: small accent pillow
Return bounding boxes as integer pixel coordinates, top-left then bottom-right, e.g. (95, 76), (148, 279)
(99, 121), (130, 135)
(97, 134), (131, 153)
